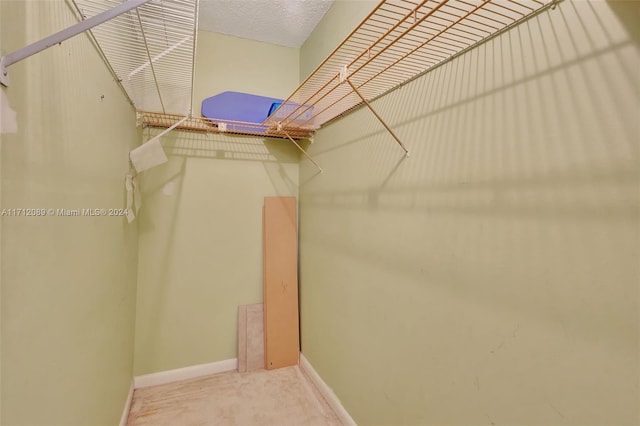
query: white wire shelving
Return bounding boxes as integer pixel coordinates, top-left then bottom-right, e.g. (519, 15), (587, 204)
(71, 0), (199, 115)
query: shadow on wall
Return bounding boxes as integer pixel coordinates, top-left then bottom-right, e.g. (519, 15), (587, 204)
(135, 128), (301, 255)
(132, 127), (301, 373)
(147, 128), (301, 164)
(134, 125), (301, 257)
(137, 129), (301, 229)
(141, 128), (301, 201)
(298, 3), (639, 422)
(302, 1), (639, 220)
(606, 0), (640, 45)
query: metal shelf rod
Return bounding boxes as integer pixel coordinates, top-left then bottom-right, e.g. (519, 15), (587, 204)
(283, 131), (323, 173)
(0, 0), (152, 86)
(346, 78), (409, 156)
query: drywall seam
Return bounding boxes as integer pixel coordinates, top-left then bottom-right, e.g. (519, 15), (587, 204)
(299, 353), (357, 426)
(133, 358), (238, 388)
(118, 381), (134, 426)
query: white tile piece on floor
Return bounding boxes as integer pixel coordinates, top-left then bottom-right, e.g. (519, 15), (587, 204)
(238, 303), (265, 373)
(127, 366), (342, 426)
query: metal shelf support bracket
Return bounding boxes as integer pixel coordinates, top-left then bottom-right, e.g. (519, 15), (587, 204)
(346, 79), (409, 156)
(283, 130), (323, 173)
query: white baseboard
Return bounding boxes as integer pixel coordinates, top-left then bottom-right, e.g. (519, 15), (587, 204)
(134, 358), (238, 389)
(119, 381), (134, 426)
(299, 353), (356, 426)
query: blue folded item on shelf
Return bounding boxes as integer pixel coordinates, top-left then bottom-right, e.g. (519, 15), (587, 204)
(201, 91), (314, 134)
(267, 102), (314, 121)
(268, 102), (282, 118)
(202, 91), (283, 124)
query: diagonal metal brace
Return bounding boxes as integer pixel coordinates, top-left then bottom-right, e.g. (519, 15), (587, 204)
(0, 0), (152, 87)
(346, 79), (409, 156)
(282, 130), (323, 173)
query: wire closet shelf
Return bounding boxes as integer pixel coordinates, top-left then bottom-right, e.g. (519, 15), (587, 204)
(264, 0), (554, 133)
(68, 0), (555, 141)
(71, 0), (199, 115)
(71, 0), (314, 139)
(138, 111), (314, 139)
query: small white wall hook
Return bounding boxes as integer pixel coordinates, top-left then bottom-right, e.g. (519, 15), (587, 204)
(339, 65), (349, 83)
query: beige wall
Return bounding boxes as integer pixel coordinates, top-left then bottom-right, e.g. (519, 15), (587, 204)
(0, 1), (140, 425)
(299, 1), (640, 425)
(134, 31), (300, 375)
(300, 0), (376, 79)
(193, 31), (300, 112)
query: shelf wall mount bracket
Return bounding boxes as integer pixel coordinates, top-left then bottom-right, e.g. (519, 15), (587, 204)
(0, 0), (152, 87)
(346, 78), (409, 157)
(282, 129), (323, 173)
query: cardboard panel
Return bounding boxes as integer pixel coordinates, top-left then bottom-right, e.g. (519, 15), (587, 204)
(263, 197), (299, 370)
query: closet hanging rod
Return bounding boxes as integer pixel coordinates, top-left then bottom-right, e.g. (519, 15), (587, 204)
(0, 0), (152, 87)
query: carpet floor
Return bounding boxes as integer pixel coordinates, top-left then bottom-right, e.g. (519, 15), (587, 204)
(126, 366), (342, 425)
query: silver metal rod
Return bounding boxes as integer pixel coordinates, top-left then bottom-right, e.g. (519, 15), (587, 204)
(136, 9), (166, 113)
(189, 0), (201, 116)
(346, 79), (409, 155)
(128, 35), (191, 79)
(147, 115), (189, 144)
(283, 131), (323, 173)
(0, 0), (152, 86)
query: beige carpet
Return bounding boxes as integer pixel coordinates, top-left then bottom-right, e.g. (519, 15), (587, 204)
(126, 366), (342, 426)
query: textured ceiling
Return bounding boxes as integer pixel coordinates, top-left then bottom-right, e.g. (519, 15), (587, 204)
(198, 0), (335, 48)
